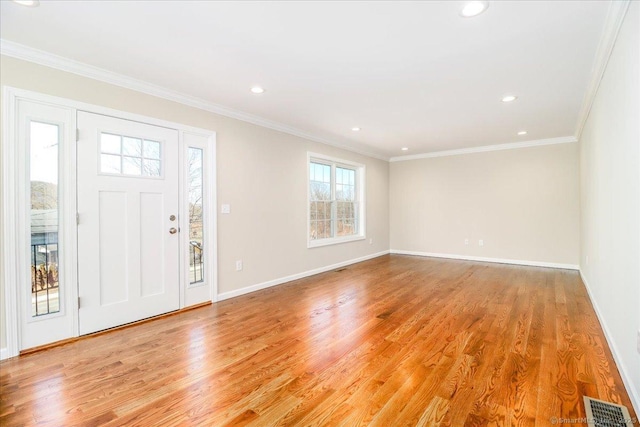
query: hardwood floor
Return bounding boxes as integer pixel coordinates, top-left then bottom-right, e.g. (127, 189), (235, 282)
(1, 255), (636, 426)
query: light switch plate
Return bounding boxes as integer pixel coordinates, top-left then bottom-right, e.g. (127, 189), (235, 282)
(221, 204), (230, 214)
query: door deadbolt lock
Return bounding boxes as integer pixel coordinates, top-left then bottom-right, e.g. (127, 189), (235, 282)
(169, 227), (177, 234)
(169, 215), (176, 221)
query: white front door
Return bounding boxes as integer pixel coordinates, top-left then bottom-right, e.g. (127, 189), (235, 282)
(77, 112), (180, 335)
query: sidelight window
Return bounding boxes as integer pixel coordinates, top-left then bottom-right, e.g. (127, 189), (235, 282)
(188, 147), (204, 284)
(30, 121), (61, 316)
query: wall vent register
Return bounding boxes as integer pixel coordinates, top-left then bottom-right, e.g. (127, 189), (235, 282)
(583, 396), (634, 427)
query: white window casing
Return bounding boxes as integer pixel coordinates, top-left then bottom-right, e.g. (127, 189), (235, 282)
(307, 152), (366, 248)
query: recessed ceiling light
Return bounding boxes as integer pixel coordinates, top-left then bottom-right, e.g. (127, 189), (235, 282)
(250, 86), (265, 94)
(351, 127), (361, 132)
(501, 95), (518, 103)
(11, 0), (39, 6)
(517, 131), (528, 135)
(401, 147), (409, 151)
(460, 1), (489, 18)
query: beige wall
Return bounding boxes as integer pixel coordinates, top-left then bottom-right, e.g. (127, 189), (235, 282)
(579, 1), (639, 410)
(390, 143), (580, 266)
(0, 56), (390, 349)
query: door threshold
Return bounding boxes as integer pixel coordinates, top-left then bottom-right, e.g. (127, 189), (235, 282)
(17, 301), (212, 357)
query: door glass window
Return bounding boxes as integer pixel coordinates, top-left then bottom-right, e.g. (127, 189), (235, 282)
(30, 121), (61, 317)
(99, 132), (162, 177)
(188, 148), (204, 284)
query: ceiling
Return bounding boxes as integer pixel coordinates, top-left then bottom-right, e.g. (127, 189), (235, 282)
(0, 1), (611, 159)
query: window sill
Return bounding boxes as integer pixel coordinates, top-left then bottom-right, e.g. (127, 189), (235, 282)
(307, 234), (366, 249)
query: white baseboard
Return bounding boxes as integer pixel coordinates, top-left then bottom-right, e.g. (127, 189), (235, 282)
(217, 250), (390, 301)
(580, 270), (640, 415)
(390, 249), (579, 270)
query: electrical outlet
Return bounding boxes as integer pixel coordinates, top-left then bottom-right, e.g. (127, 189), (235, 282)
(479, 239), (484, 247)
(236, 260), (243, 271)
(464, 239), (469, 245)
(221, 204), (231, 214)
(369, 238), (373, 245)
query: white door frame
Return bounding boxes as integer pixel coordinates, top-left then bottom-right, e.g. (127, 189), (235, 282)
(1, 86), (217, 359)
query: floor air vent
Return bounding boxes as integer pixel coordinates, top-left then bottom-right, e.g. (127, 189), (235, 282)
(583, 396), (634, 427)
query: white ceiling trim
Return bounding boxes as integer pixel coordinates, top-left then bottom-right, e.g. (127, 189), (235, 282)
(574, 0), (631, 139)
(0, 39), (389, 162)
(389, 136), (577, 162)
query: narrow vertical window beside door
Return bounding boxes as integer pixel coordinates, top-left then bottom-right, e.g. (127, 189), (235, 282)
(188, 148), (204, 284)
(30, 122), (61, 316)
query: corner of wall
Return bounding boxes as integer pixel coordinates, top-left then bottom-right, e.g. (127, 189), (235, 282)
(579, 269), (640, 415)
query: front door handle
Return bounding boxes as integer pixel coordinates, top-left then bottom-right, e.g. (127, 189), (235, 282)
(169, 227), (177, 234)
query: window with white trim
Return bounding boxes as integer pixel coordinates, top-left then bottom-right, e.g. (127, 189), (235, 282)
(99, 132), (162, 177)
(187, 147), (204, 284)
(308, 153), (365, 247)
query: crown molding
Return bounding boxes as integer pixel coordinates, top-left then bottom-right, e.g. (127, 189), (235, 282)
(574, 0), (631, 139)
(389, 136), (577, 162)
(0, 39), (389, 162)
(0, 37), (593, 163)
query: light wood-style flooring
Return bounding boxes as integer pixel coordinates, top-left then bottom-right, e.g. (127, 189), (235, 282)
(0, 255), (636, 426)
